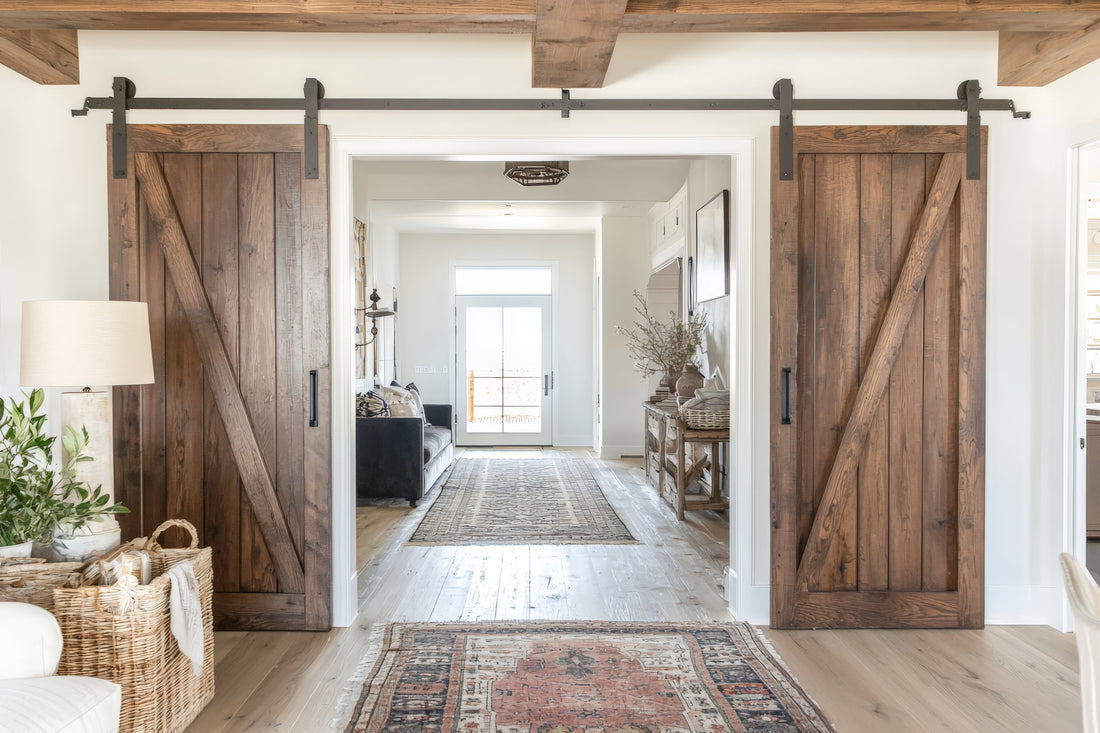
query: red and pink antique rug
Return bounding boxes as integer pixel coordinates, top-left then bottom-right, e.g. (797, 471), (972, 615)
(341, 621), (833, 732)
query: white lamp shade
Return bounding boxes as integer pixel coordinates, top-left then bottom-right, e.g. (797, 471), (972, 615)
(20, 300), (155, 387)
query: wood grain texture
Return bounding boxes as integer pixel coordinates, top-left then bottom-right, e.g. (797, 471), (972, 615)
(857, 153), (892, 593)
(213, 593), (308, 631)
(793, 591), (960, 629)
(769, 127), (800, 629)
(126, 125), (308, 154)
(2, 1), (1097, 34)
(921, 153), (959, 594)
(275, 153), (306, 559)
(793, 126), (968, 154)
(106, 134), (142, 540)
(134, 151), (305, 592)
(810, 153), (860, 593)
(795, 153), (963, 593)
(532, 0), (628, 88)
(185, 453), (1075, 733)
(238, 153), (279, 594)
(998, 20), (1100, 86)
(957, 132), (988, 629)
(201, 152), (242, 595)
(139, 155), (168, 543)
(0, 28), (76, 84)
(887, 153), (927, 593)
(162, 153), (205, 549)
(301, 127), (332, 631)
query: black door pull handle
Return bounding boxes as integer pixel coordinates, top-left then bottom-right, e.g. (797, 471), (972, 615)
(309, 370), (318, 427)
(781, 368), (792, 425)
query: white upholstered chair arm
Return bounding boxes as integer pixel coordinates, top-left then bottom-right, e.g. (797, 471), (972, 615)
(0, 602), (63, 680)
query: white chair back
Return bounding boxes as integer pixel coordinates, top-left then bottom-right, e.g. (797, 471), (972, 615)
(1061, 552), (1100, 733)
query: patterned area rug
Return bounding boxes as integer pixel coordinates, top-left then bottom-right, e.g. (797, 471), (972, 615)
(408, 457), (638, 545)
(342, 622), (834, 732)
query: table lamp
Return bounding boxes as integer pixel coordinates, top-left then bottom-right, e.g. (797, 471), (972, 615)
(19, 300), (154, 557)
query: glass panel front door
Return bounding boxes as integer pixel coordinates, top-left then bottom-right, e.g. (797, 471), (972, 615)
(456, 295), (552, 445)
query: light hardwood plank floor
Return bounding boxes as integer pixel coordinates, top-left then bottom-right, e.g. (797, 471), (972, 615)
(187, 449), (1082, 732)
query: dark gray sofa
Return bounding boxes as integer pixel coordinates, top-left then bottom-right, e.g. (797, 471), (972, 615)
(355, 403), (453, 506)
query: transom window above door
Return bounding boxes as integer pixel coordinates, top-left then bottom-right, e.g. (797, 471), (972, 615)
(455, 267), (551, 296)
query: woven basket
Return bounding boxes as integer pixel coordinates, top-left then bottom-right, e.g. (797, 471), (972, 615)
(0, 557), (83, 612)
(680, 406), (731, 430)
(54, 519), (214, 733)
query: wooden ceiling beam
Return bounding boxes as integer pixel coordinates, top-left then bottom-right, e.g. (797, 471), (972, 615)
(532, 0), (629, 88)
(998, 21), (1100, 86)
(0, 28), (77, 84)
(0, 1), (1098, 33)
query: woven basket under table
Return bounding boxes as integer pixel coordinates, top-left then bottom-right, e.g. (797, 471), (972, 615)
(679, 406), (731, 430)
(53, 519), (215, 733)
(0, 557), (83, 612)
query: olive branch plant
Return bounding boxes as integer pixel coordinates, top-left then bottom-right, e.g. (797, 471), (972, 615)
(615, 290), (708, 380)
(0, 388), (128, 547)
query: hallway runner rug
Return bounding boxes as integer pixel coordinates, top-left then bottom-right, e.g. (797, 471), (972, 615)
(341, 621), (834, 732)
(408, 457), (638, 545)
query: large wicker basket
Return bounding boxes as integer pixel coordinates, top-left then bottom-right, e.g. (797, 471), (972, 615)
(53, 519), (214, 733)
(680, 406), (731, 430)
(0, 557), (83, 612)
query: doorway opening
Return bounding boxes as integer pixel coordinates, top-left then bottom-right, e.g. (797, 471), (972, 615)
(456, 266), (554, 446)
(1069, 143), (1100, 592)
(330, 140), (754, 629)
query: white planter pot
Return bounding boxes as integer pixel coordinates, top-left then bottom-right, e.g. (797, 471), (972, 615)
(0, 540), (34, 559)
(42, 528), (122, 563)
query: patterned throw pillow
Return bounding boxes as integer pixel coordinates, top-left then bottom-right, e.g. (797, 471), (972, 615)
(393, 381), (430, 425)
(356, 390), (390, 418)
(382, 384), (427, 424)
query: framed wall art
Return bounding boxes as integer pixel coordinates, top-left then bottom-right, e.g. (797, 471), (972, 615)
(695, 189), (730, 303)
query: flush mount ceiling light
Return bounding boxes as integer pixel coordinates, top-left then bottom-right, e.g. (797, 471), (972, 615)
(504, 161), (569, 186)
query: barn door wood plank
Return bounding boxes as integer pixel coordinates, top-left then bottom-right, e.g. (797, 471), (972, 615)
(811, 153), (860, 592)
(238, 153), (279, 594)
(275, 152), (306, 558)
(888, 154), (928, 592)
(201, 152), (242, 594)
(857, 153), (892, 592)
(139, 157), (168, 543)
(162, 153), (205, 549)
(957, 134), (988, 628)
(300, 129), (332, 630)
(106, 135), (142, 539)
(769, 128), (802, 628)
(794, 153), (817, 564)
(796, 152), (964, 592)
(922, 153), (960, 593)
(134, 151), (305, 592)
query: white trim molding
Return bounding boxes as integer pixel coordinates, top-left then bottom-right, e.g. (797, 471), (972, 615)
(330, 136), (756, 627)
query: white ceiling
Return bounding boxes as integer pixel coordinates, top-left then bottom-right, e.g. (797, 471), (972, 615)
(356, 158), (697, 234)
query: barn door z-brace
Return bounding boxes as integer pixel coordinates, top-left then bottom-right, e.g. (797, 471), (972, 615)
(74, 77), (1028, 181)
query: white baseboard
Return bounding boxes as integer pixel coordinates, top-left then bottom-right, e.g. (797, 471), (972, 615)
(727, 565), (770, 625)
(597, 444), (643, 459)
(986, 584), (1063, 627)
(555, 434), (594, 448)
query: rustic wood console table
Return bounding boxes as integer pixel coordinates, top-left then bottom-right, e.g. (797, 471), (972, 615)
(642, 401), (728, 519)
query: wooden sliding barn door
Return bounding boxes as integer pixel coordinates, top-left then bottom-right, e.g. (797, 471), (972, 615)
(108, 125), (331, 631)
(771, 126), (985, 629)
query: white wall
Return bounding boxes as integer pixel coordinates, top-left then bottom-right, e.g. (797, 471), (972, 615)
(600, 217), (654, 457)
(0, 28), (1095, 626)
(397, 232), (595, 447)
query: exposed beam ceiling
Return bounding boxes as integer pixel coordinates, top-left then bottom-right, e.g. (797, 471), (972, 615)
(1, 1), (1100, 88)
(532, 0), (628, 88)
(0, 28), (76, 84)
(998, 20), (1100, 86)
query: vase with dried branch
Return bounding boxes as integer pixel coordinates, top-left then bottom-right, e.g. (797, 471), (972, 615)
(616, 290), (708, 394)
